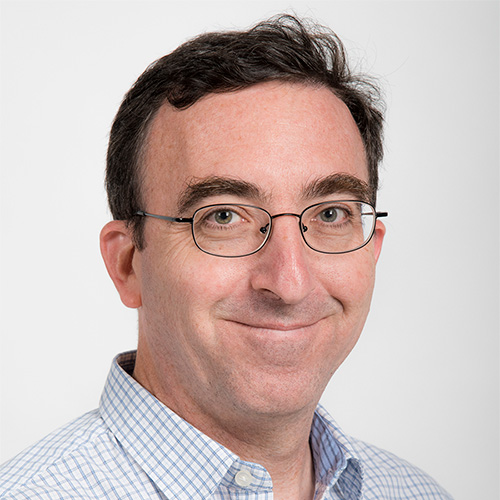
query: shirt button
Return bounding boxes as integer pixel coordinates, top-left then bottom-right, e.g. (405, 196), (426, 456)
(235, 469), (254, 487)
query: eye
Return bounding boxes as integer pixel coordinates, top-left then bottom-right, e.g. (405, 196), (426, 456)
(205, 208), (243, 225)
(319, 206), (348, 223)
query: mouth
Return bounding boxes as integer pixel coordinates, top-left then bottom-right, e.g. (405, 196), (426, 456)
(226, 317), (325, 333)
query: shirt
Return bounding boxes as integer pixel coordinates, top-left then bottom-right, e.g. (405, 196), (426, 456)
(0, 351), (453, 499)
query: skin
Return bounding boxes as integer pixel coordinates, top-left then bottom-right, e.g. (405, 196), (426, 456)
(101, 81), (385, 499)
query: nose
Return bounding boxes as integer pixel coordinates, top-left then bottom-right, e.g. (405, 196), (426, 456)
(249, 214), (316, 304)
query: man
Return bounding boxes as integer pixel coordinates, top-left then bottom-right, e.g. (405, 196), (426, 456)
(0, 15), (453, 500)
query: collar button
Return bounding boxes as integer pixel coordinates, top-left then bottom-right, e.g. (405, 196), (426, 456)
(235, 469), (253, 487)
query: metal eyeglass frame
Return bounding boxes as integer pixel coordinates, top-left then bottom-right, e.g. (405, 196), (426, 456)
(134, 201), (388, 258)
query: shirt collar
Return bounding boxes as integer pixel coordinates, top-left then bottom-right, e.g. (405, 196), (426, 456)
(312, 406), (364, 499)
(100, 351), (363, 499)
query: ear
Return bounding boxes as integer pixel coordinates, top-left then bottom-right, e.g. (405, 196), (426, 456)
(372, 220), (386, 263)
(100, 220), (142, 308)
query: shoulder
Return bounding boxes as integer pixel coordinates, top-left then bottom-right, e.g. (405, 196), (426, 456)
(349, 437), (454, 499)
(0, 410), (116, 499)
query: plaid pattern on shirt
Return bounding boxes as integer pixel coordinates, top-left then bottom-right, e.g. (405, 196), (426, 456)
(0, 351), (453, 499)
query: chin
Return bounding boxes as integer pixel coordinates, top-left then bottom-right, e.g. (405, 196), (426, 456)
(225, 367), (328, 420)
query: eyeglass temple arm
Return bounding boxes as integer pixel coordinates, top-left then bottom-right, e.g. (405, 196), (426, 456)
(134, 211), (192, 223)
(376, 212), (388, 218)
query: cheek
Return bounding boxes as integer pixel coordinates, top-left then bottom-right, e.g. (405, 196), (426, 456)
(320, 250), (376, 304)
(143, 236), (248, 327)
(180, 253), (246, 300)
(137, 243), (241, 371)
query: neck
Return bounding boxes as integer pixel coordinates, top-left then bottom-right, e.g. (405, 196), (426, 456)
(133, 349), (317, 500)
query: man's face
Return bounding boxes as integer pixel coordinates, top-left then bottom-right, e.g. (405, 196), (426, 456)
(132, 82), (384, 429)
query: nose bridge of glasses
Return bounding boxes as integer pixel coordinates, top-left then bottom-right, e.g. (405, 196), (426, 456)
(260, 212), (303, 235)
(270, 212), (301, 221)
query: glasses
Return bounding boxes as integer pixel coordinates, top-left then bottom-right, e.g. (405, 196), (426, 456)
(135, 201), (388, 258)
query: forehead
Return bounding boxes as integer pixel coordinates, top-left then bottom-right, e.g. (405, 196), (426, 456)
(143, 81), (368, 210)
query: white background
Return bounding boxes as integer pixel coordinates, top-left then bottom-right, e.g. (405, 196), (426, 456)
(0, 2), (498, 499)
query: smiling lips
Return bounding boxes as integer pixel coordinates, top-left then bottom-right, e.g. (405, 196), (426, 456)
(229, 318), (324, 332)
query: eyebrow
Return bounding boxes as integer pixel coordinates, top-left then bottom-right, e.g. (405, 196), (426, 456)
(302, 173), (373, 203)
(176, 172), (373, 214)
(177, 176), (268, 213)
